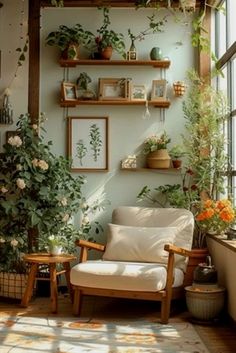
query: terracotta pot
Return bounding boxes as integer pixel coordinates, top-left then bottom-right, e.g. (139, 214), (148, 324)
(183, 248), (209, 287)
(99, 46), (113, 60)
(146, 149), (171, 169)
(172, 159), (182, 168)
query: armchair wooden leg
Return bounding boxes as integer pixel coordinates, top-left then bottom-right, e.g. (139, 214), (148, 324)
(160, 295), (172, 324)
(73, 287), (82, 316)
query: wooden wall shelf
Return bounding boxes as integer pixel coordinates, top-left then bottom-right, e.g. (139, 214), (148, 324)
(59, 59), (171, 69)
(120, 167), (181, 173)
(60, 100), (171, 108)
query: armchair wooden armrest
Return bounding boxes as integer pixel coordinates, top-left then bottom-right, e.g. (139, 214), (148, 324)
(164, 244), (192, 257)
(75, 239), (105, 263)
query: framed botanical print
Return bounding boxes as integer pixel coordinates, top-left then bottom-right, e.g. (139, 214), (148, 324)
(151, 79), (167, 101)
(67, 116), (109, 172)
(131, 84), (146, 101)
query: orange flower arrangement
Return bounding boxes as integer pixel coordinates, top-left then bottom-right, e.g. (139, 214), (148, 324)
(195, 199), (236, 234)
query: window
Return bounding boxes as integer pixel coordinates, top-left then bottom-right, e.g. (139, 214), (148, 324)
(215, 0), (236, 204)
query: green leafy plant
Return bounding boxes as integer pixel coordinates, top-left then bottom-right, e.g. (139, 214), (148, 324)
(76, 72), (92, 91)
(182, 69), (229, 199)
(169, 144), (186, 159)
(91, 7), (126, 59)
(0, 113), (90, 272)
(45, 24), (95, 58)
(127, 12), (167, 43)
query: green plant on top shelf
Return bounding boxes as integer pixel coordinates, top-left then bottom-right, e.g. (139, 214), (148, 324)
(45, 24), (95, 59)
(91, 7), (126, 59)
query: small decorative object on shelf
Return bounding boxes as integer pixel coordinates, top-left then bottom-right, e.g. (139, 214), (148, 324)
(127, 39), (137, 60)
(173, 81), (187, 97)
(150, 47), (163, 60)
(121, 155), (137, 169)
(0, 90), (13, 125)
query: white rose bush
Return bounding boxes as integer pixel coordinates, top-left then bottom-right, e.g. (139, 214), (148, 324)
(0, 113), (94, 273)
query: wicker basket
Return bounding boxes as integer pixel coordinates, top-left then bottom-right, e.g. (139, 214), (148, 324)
(146, 149), (171, 169)
(0, 272), (28, 299)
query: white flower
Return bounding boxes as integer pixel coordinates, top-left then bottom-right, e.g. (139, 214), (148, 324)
(32, 124), (38, 130)
(16, 164), (23, 171)
(10, 239), (19, 247)
(16, 178), (26, 189)
(80, 202), (88, 209)
(82, 216), (90, 225)
(60, 197), (68, 206)
(8, 135), (22, 147)
(32, 158), (38, 167)
(48, 235), (55, 242)
(62, 213), (70, 222)
(1, 186), (8, 193)
(0, 238), (6, 243)
(38, 160), (49, 170)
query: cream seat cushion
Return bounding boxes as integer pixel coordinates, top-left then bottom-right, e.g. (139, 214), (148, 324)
(70, 260), (184, 292)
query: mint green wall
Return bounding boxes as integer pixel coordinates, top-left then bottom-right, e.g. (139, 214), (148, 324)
(40, 7), (195, 235)
(0, 0), (28, 151)
(1, 3), (195, 237)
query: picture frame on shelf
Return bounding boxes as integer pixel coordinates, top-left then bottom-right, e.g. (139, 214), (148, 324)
(98, 78), (131, 101)
(151, 79), (167, 101)
(61, 82), (77, 101)
(131, 84), (146, 101)
(67, 116), (109, 172)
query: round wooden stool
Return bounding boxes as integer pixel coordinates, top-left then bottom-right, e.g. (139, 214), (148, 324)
(21, 253), (76, 313)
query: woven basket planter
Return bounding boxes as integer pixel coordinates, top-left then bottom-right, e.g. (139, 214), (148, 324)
(146, 149), (171, 169)
(0, 272), (28, 299)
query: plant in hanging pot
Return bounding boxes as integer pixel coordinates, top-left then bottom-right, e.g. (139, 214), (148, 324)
(143, 131), (171, 169)
(90, 7), (126, 60)
(45, 24), (95, 59)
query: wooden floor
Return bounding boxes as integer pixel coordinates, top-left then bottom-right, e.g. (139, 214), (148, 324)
(0, 291), (236, 353)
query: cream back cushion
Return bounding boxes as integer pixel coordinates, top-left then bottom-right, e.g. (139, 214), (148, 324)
(102, 224), (177, 264)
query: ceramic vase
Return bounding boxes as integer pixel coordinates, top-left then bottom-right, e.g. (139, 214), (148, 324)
(150, 47), (163, 60)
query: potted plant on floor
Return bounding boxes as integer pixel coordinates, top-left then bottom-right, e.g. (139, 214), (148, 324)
(45, 24), (95, 59)
(137, 69), (230, 250)
(0, 114), (104, 298)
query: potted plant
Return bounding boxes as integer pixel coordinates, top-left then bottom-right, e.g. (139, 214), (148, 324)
(90, 7), (126, 59)
(137, 70), (230, 249)
(0, 114), (106, 298)
(169, 144), (186, 168)
(76, 72), (95, 100)
(143, 131), (171, 169)
(45, 24), (95, 59)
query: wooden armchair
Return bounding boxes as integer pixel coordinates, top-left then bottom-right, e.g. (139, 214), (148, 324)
(71, 206), (195, 324)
